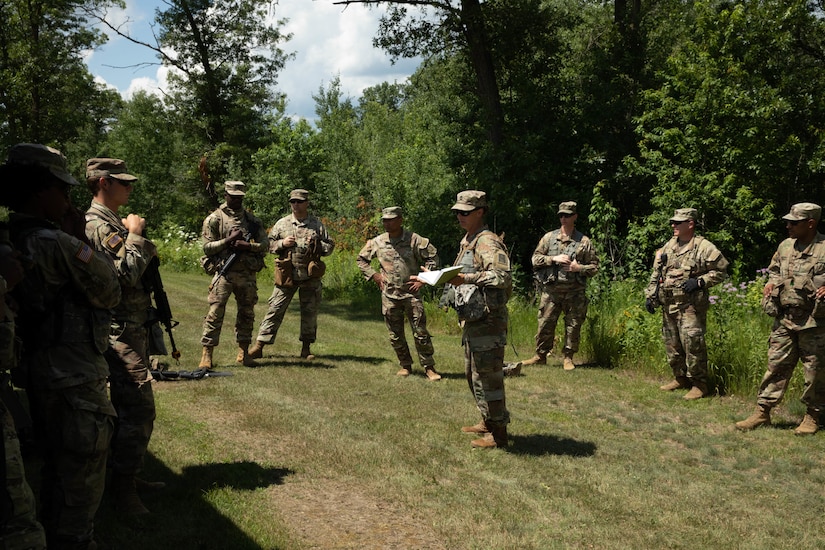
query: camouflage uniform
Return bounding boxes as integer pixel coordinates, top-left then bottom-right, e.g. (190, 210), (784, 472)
(0, 271), (46, 550)
(756, 232), (825, 412)
(85, 199), (156, 480)
(453, 225), (512, 430)
(357, 217), (439, 369)
(645, 222), (728, 390)
(200, 202), (268, 347)
(10, 213), (120, 548)
(255, 208), (334, 347)
(531, 226), (599, 358)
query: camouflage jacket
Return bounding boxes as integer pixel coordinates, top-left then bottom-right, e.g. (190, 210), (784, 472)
(357, 230), (438, 300)
(10, 214), (120, 389)
(645, 235), (728, 311)
(85, 201), (156, 324)
(202, 203), (268, 273)
(270, 213), (335, 281)
(767, 232), (825, 331)
(531, 228), (599, 291)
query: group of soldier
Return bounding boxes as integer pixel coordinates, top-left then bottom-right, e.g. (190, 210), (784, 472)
(2, 140), (824, 548)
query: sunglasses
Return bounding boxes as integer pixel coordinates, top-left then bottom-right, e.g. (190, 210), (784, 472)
(455, 208), (479, 217)
(787, 219), (807, 226)
(108, 177), (132, 187)
(670, 220), (689, 226)
(289, 199), (307, 204)
(558, 213), (574, 218)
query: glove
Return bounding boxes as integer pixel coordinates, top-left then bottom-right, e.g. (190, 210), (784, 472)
(645, 298), (656, 314)
(682, 278), (703, 293)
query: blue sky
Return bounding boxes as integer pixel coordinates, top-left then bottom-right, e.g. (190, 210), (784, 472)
(83, 0), (421, 121)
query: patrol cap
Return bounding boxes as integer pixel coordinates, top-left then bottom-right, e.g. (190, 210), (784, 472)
(670, 208), (698, 223)
(382, 206), (402, 220)
(558, 201), (577, 215)
(782, 202), (821, 222)
(6, 143), (78, 185)
(289, 188), (309, 201)
(224, 181), (246, 196)
(451, 190), (487, 212)
(86, 158), (137, 182)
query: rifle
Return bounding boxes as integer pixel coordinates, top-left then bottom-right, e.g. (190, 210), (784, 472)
(149, 367), (233, 380)
(209, 251), (238, 291)
(142, 256), (181, 364)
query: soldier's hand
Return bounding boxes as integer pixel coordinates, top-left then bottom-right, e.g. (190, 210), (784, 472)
(231, 240), (251, 251)
(123, 213), (146, 235)
(373, 273), (385, 291)
(763, 283), (775, 298)
(682, 278), (703, 293)
(282, 235), (296, 248)
(227, 227), (243, 243)
(552, 255), (571, 266)
(645, 298), (656, 314)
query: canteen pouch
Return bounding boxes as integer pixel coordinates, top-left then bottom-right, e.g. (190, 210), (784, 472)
(761, 284), (782, 318)
(274, 257), (294, 287)
(308, 259), (326, 279)
(200, 255), (219, 275)
(454, 284), (488, 322)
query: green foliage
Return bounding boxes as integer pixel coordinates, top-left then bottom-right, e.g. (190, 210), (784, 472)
(152, 221), (203, 273)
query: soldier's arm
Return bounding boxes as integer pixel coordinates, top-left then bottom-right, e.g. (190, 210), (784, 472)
(87, 219), (154, 288)
(316, 221), (335, 256)
(531, 234), (552, 267)
(577, 237), (599, 277)
(45, 231), (121, 310)
(699, 244), (729, 289)
(356, 239), (378, 280)
(463, 235), (511, 289)
(202, 214), (230, 256)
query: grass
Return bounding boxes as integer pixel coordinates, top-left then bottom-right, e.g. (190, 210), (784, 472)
(25, 270), (825, 549)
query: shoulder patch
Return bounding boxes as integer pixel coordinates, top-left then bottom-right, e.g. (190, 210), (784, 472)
(76, 243), (94, 264)
(104, 233), (123, 250)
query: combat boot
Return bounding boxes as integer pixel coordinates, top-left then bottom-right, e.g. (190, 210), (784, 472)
(248, 340), (266, 359)
(461, 420), (489, 434)
(735, 405), (771, 431)
(521, 353), (547, 366)
(424, 366), (442, 381)
(660, 376), (690, 391)
(300, 342), (315, 360)
(503, 361), (522, 376)
(396, 366), (412, 377)
(562, 352), (575, 371)
(236, 343), (257, 367)
(794, 410), (819, 436)
(683, 383), (708, 400)
(198, 346), (213, 369)
(471, 425), (508, 449)
(112, 474), (150, 515)
(135, 477), (166, 491)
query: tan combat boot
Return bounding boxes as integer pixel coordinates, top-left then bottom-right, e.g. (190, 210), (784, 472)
(683, 383), (708, 400)
(794, 410), (819, 436)
(248, 340), (266, 359)
(198, 346), (213, 369)
(660, 376), (690, 391)
(112, 474), (150, 515)
(471, 425), (508, 449)
(521, 353), (547, 366)
(424, 366), (442, 381)
(562, 353), (575, 371)
(396, 366), (412, 377)
(461, 420), (489, 434)
(300, 342), (315, 361)
(236, 343), (257, 367)
(735, 405), (771, 431)
(503, 361), (522, 376)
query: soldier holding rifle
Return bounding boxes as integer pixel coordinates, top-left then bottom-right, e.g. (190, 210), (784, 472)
(199, 181), (268, 368)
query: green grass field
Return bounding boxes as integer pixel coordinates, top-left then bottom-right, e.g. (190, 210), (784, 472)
(29, 270), (825, 549)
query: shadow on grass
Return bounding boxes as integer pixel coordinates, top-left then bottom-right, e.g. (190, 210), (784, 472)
(96, 454), (294, 549)
(508, 433), (597, 457)
(249, 353), (387, 369)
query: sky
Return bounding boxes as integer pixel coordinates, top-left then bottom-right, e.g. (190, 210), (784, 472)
(83, 0), (422, 121)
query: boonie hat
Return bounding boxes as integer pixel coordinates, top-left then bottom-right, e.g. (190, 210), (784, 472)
(382, 206), (402, 220)
(782, 202), (822, 222)
(86, 158), (137, 182)
(558, 201), (577, 215)
(224, 181), (246, 196)
(7, 143), (78, 185)
(289, 189), (309, 201)
(670, 208), (698, 223)
(451, 190), (487, 212)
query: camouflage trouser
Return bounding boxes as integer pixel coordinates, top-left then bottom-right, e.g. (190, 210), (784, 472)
(256, 278), (322, 344)
(201, 269), (259, 346)
(463, 314), (509, 428)
(382, 294), (434, 367)
(0, 397), (46, 550)
(29, 379), (114, 547)
(105, 321), (155, 476)
(661, 303), (708, 385)
(756, 324), (825, 412)
(535, 288), (589, 355)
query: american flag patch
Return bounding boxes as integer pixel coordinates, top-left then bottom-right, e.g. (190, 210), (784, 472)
(104, 233), (123, 250)
(76, 244), (94, 263)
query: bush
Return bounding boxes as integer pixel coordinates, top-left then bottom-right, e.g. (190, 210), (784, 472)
(153, 222), (203, 273)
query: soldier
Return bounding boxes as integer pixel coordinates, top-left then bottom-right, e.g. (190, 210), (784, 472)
(248, 189), (334, 361)
(357, 206), (442, 380)
(441, 191), (511, 448)
(736, 203), (825, 435)
(85, 158), (163, 515)
(1, 143), (121, 549)
(0, 226), (46, 549)
(644, 208), (729, 400)
(522, 201), (599, 370)
(199, 181), (269, 369)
